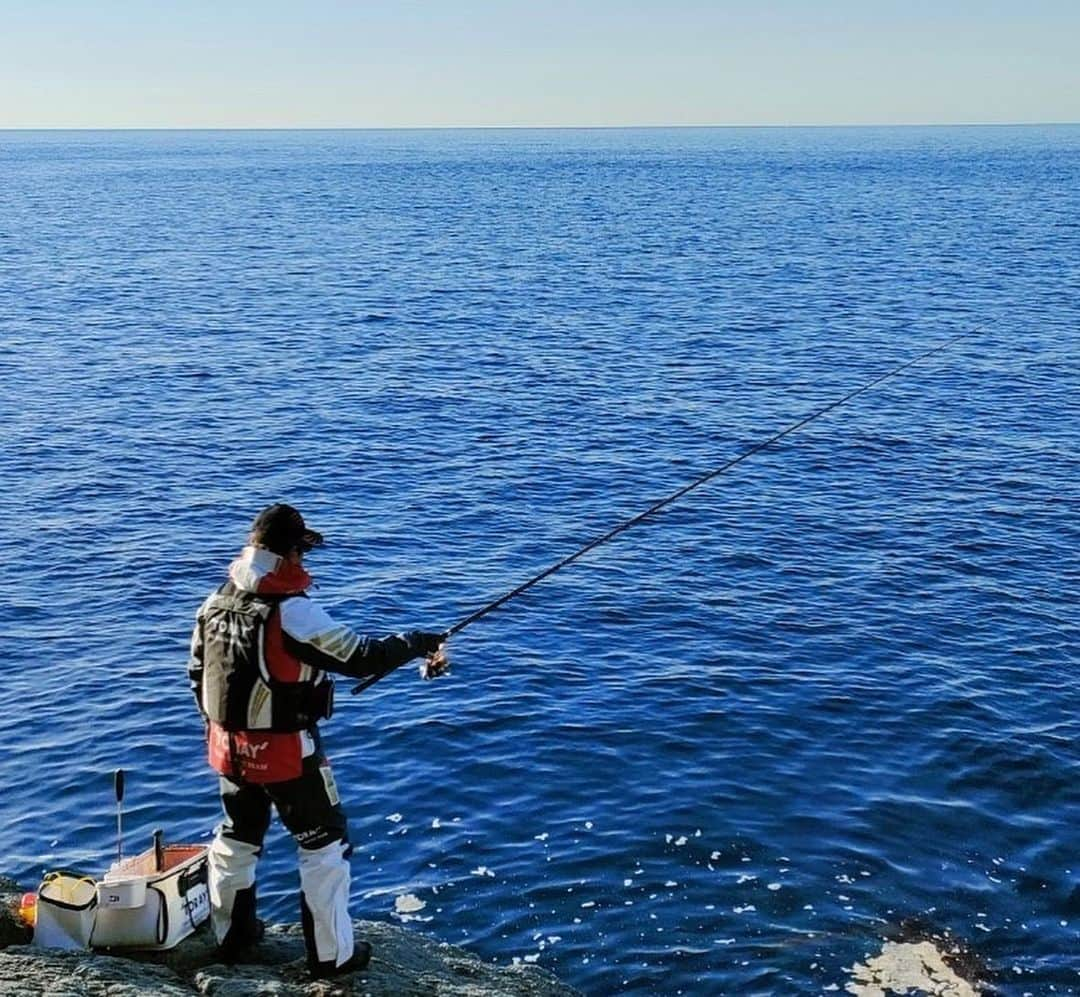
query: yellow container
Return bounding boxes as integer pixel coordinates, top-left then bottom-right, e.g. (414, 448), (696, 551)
(18, 892), (37, 928)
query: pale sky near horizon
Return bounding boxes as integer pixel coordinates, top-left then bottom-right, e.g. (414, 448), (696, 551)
(1, 1), (1077, 128)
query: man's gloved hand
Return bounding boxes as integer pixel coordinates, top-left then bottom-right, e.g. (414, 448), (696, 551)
(408, 631), (448, 656)
(406, 631), (450, 680)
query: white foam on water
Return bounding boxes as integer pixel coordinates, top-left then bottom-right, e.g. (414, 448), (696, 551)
(845, 941), (980, 997)
(431, 817), (441, 829)
(386, 813), (403, 823)
(471, 866), (495, 877)
(393, 894), (426, 914)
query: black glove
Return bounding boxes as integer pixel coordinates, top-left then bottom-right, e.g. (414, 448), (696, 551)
(408, 631), (447, 656)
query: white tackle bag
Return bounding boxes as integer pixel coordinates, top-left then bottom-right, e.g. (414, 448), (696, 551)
(91, 843), (210, 950)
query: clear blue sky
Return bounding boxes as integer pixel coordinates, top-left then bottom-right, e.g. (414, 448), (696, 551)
(1, 1), (1077, 127)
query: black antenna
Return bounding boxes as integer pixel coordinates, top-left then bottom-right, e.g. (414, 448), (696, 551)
(114, 769), (125, 864)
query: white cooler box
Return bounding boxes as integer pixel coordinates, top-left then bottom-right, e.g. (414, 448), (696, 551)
(91, 843), (209, 950)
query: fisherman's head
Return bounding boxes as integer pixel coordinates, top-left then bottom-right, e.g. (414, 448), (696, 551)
(249, 503), (324, 562)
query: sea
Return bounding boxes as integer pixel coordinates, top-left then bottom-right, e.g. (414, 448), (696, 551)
(1, 126), (1078, 995)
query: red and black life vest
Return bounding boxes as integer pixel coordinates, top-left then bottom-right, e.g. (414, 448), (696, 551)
(192, 583), (330, 734)
(196, 583), (334, 733)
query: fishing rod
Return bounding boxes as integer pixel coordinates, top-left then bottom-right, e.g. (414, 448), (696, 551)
(352, 328), (976, 695)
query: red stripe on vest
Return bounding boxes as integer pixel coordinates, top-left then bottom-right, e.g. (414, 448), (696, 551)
(208, 722), (303, 784)
(264, 606), (302, 682)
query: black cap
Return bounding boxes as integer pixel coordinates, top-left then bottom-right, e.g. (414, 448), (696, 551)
(250, 503), (324, 556)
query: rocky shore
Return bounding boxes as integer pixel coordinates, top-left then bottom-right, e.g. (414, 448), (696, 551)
(0, 876), (580, 996)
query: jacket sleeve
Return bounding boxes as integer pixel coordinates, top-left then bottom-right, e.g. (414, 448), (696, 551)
(187, 612), (206, 717)
(278, 597), (427, 681)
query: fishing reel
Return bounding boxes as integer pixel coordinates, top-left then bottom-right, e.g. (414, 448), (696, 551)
(351, 641), (451, 694)
(420, 644), (450, 680)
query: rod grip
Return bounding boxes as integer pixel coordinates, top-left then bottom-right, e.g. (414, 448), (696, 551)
(114, 769), (125, 804)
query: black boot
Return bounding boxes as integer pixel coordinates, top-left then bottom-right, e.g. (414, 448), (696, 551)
(216, 917), (265, 963)
(216, 886), (265, 964)
(310, 940), (373, 979)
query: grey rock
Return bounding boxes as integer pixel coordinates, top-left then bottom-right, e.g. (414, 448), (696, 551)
(0, 946), (194, 996)
(0, 918), (580, 997)
(0, 877), (33, 948)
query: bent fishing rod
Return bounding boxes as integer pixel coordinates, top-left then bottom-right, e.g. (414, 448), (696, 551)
(352, 328), (976, 695)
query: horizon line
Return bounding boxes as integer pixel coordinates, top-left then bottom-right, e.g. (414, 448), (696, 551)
(2, 120), (1079, 133)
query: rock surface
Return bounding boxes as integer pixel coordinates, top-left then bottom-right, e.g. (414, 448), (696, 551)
(0, 878), (579, 996)
(846, 940), (980, 997)
(0, 877), (31, 949)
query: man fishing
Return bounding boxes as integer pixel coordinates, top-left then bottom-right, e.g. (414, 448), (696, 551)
(187, 503), (447, 978)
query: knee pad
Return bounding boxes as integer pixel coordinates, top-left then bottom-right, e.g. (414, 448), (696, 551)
(209, 835), (261, 885)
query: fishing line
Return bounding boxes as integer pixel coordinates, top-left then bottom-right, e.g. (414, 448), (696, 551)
(352, 328), (975, 695)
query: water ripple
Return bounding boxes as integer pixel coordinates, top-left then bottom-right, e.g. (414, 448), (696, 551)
(2, 126), (1079, 995)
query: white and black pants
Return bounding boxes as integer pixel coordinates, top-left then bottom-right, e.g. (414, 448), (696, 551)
(207, 752), (354, 971)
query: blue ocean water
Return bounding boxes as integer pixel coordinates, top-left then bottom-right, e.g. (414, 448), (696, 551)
(1, 126), (1078, 994)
